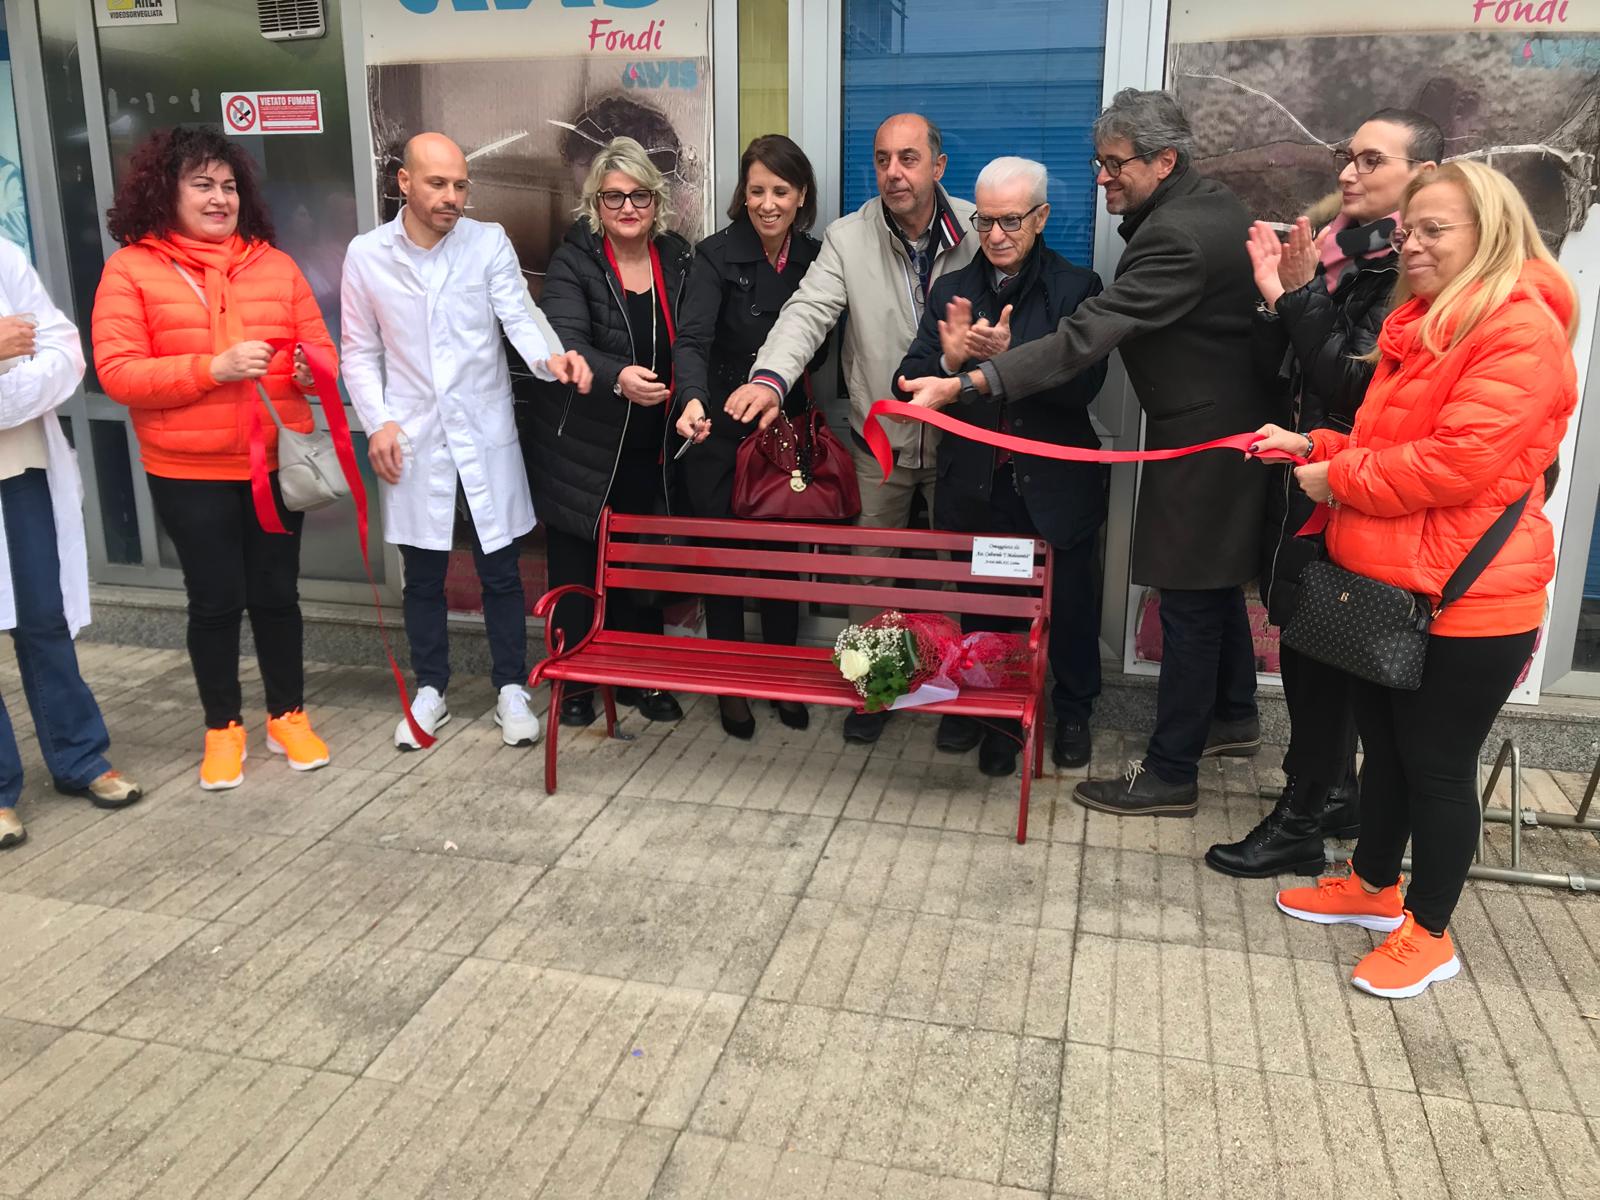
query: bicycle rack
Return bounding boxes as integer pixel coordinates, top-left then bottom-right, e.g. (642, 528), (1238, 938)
(1323, 738), (1600, 893)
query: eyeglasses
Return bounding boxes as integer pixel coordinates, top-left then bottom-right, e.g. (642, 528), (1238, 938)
(1332, 148), (1424, 175)
(1091, 151), (1156, 179)
(1389, 219), (1476, 252)
(971, 203), (1044, 233)
(598, 189), (657, 210)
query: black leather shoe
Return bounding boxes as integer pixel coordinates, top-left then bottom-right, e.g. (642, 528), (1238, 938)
(843, 709), (889, 743)
(1205, 795), (1325, 878)
(773, 701), (810, 730)
(560, 692), (597, 728)
(979, 724), (1020, 777)
(1052, 720), (1091, 769)
(936, 714), (982, 753)
(1073, 762), (1199, 817)
(1321, 783), (1361, 838)
(618, 688), (683, 722)
(719, 697), (756, 741)
(1202, 716), (1261, 758)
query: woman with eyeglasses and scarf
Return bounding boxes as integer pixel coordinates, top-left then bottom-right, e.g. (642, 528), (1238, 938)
(1206, 109), (1441, 881)
(527, 137), (693, 730)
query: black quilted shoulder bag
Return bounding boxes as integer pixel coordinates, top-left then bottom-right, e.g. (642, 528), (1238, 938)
(1281, 490), (1531, 690)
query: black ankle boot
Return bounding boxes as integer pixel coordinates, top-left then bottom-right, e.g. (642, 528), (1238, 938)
(1320, 783), (1361, 838)
(1205, 779), (1325, 878)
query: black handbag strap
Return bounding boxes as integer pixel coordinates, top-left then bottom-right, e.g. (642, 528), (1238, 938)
(1436, 489), (1531, 614)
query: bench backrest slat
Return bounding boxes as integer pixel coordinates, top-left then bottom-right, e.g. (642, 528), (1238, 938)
(603, 567), (1044, 619)
(607, 512), (1028, 556)
(607, 541), (1045, 588)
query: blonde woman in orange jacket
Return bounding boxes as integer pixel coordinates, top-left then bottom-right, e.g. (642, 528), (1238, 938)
(91, 127), (336, 791)
(1254, 161), (1578, 999)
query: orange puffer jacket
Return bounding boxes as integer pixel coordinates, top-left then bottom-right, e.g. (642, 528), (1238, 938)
(91, 233), (335, 481)
(1311, 259), (1577, 638)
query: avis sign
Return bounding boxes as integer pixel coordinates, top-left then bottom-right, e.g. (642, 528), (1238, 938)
(220, 91), (324, 136)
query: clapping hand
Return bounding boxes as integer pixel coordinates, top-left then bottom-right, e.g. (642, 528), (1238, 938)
(938, 295), (976, 367)
(966, 304), (1013, 360)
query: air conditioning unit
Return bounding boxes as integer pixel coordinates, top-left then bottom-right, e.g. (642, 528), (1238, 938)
(258, 0), (326, 42)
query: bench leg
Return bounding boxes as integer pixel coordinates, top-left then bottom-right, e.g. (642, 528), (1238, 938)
(1018, 719), (1035, 845)
(545, 681), (563, 795)
(601, 685), (618, 738)
(1032, 710), (1047, 779)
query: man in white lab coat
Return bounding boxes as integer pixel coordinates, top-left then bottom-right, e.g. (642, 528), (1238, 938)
(341, 133), (592, 750)
(0, 239), (143, 849)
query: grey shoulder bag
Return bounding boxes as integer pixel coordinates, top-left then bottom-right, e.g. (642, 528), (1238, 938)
(171, 261), (347, 512)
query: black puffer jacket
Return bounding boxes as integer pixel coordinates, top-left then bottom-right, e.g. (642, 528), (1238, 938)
(522, 220), (693, 539)
(1255, 227), (1399, 627)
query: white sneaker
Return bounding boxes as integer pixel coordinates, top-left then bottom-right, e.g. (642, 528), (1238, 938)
(495, 684), (541, 747)
(395, 686), (450, 750)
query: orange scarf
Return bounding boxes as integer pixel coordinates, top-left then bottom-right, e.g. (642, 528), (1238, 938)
(138, 231), (261, 352)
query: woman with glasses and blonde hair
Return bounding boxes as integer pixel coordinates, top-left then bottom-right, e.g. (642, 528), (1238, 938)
(527, 136), (693, 728)
(1208, 109), (1441, 880)
(1252, 161), (1578, 998)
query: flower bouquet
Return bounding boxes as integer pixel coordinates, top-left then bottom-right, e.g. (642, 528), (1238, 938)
(833, 611), (1031, 711)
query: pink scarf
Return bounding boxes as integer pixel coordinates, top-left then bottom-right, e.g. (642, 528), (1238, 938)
(1318, 211), (1399, 295)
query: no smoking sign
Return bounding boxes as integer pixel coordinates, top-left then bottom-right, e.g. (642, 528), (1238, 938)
(218, 90), (323, 136)
(224, 95), (255, 132)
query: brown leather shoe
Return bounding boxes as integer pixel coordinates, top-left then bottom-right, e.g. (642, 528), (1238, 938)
(0, 808), (25, 849)
(56, 769), (144, 809)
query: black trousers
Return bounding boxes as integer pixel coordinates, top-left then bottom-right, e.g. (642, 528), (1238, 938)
(956, 465), (1102, 725)
(400, 532), (526, 693)
(544, 449), (666, 687)
(1278, 643), (1358, 812)
(1145, 585), (1257, 784)
(148, 473), (305, 729)
(1350, 629), (1535, 934)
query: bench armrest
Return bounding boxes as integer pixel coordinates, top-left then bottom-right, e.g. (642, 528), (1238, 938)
(530, 584), (605, 684)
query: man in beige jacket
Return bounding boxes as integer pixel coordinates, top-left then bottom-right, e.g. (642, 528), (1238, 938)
(724, 112), (978, 744)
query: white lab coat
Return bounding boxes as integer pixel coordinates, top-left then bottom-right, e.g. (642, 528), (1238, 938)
(340, 213), (563, 552)
(0, 240), (89, 635)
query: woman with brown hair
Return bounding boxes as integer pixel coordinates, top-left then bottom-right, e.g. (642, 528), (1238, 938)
(92, 126), (336, 790)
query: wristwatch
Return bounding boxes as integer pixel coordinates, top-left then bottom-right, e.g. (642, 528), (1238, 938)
(957, 374), (981, 404)
(1302, 432), (1315, 459)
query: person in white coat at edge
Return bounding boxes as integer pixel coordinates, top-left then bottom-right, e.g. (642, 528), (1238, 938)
(341, 133), (593, 750)
(0, 240), (142, 849)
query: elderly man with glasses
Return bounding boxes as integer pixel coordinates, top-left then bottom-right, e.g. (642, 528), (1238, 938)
(892, 156), (1108, 777)
(901, 89), (1273, 818)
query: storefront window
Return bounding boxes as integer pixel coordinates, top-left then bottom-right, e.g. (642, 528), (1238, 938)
(0, 14), (31, 254)
(739, 0), (789, 147)
(841, 0), (1108, 265)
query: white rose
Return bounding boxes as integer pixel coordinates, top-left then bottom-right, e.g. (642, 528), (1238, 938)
(838, 647), (871, 681)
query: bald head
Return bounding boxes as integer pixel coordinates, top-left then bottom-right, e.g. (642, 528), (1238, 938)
(873, 113), (946, 232)
(402, 132), (467, 175)
(397, 131), (469, 246)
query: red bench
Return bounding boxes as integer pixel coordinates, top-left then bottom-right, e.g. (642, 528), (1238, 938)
(530, 509), (1055, 842)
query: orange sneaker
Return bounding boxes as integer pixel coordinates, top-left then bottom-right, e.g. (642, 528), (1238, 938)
(200, 722), (247, 791)
(1276, 864), (1405, 932)
(1351, 912), (1461, 999)
(266, 709), (330, 771)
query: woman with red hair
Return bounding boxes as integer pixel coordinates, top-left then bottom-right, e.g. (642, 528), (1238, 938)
(92, 126), (336, 791)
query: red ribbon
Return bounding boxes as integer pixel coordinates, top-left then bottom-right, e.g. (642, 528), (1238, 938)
(862, 397), (1330, 537)
(253, 339), (437, 749)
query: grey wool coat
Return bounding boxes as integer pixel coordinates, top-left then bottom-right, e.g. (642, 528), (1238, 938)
(988, 167), (1272, 590)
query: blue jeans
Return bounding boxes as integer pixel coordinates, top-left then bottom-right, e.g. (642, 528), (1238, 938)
(400, 529), (527, 693)
(0, 469), (111, 808)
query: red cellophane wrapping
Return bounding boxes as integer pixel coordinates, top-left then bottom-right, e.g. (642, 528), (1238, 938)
(887, 612), (1030, 691)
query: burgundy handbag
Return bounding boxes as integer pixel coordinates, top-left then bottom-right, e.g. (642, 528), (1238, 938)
(731, 405), (861, 521)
